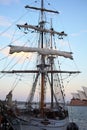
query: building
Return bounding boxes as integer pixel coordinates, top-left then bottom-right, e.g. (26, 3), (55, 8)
(70, 86), (87, 106)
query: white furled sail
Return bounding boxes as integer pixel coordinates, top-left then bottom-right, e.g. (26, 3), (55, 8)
(9, 45), (73, 59)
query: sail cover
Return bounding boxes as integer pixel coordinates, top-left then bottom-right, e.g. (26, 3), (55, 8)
(9, 45), (73, 59)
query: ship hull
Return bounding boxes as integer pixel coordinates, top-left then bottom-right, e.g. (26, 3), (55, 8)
(12, 117), (69, 130)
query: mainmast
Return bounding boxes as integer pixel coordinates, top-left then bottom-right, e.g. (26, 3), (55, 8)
(40, 0), (45, 116)
(50, 19), (54, 109)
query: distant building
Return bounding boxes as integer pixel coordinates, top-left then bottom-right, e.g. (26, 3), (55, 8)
(70, 86), (87, 106)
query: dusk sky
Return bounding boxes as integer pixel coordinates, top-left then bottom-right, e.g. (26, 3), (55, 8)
(0, 0), (87, 101)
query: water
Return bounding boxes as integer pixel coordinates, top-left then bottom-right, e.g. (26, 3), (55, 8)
(68, 106), (87, 130)
(17, 103), (87, 130)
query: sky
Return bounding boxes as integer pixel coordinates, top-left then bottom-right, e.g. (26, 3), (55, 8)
(0, 0), (87, 101)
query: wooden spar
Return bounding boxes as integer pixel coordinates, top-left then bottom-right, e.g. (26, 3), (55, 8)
(25, 5), (59, 14)
(17, 24), (67, 36)
(1, 70), (80, 74)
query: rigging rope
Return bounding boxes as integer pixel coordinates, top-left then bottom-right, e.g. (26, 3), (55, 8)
(0, 11), (29, 36)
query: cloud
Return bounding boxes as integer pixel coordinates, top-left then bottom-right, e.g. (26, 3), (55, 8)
(0, 15), (15, 41)
(0, 0), (20, 5)
(0, 45), (35, 65)
(70, 30), (87, 37)
(70, 33), (80, 37)
(0, 16), (11, 27)
(81, 30), (87, 33)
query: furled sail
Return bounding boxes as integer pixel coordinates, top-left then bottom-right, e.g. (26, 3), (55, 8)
(9, 45), (73, 59)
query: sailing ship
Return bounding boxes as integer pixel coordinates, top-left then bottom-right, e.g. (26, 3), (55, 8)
(0, 0), (80, 130)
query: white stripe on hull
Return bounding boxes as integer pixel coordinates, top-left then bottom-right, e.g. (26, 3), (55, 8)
(13, 117), (69, 130)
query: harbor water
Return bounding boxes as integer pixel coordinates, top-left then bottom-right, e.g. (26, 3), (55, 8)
(17, 103), (87, 130)
(68, 106), (87, 130)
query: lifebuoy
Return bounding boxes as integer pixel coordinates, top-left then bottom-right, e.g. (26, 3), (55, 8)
(67, 122), (79, 130)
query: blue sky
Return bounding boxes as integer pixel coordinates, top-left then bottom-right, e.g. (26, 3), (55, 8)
(0, 0), (87, 101)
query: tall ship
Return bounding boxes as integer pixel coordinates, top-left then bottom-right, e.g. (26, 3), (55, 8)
(70, 86), (87, 106)
(0, 0), (80, 130)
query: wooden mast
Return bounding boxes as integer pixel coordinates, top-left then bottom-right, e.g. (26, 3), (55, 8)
(40, 0), (45, 116)
(50, 19), (54, 109)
